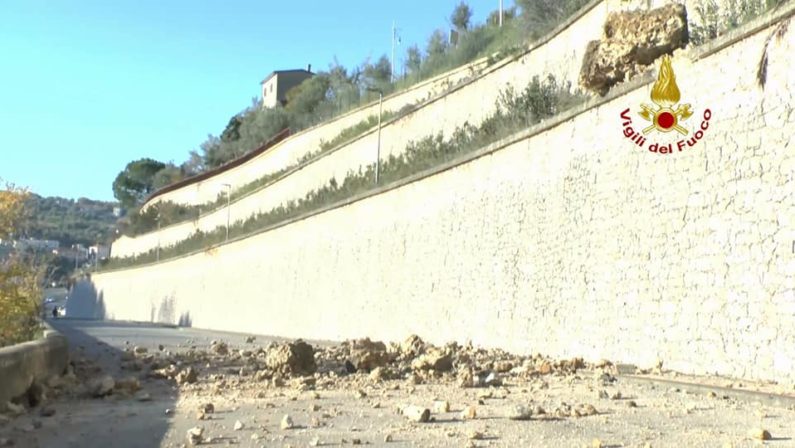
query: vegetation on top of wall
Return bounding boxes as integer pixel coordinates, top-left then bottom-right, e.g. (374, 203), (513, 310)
(103, 75), (586, 270)
(689, 0), (787, 45)
(109, 0), (595, 215)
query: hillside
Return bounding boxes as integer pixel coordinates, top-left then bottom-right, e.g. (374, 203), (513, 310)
(22, 195), (118, 246)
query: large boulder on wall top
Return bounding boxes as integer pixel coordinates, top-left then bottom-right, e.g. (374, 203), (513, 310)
(579, 3), (689, 95)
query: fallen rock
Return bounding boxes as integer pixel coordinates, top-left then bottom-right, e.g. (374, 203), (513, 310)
(400, 335), (426, 359)
(38, 406), (56, 417)
(133, 346), (148, 354)
(579, 3), (688, 95)
(402, 406), (430, 423)
(233, 420), (244, 430)
(410, 349), (453, 372)
(266, 341), (317, 376)
(201, 403), (215, 414)
(280, 414), (294, 430)
(91, 375), (115, 397)
(349, 338), (391, 371)
(460, 405), (477, 420)
(186, 426), (204, 446)
(176, 367), (198, 385)
(245, 336), (256, 343)
(508, 405), (533, 421)
(748, 428), (772, 440)
(211, 341), (229, 356)
(433, 400), (450, 413)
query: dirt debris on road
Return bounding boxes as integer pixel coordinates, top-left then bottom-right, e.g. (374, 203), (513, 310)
(1, 333), (794, 447)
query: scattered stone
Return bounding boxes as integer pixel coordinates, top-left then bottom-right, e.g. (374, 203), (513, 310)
(402, 406), (431, 423)
(186, 426), (204, 446)
(267, 341), (317, 375)
(0, 438), (12, 447)
(211, 341), (229, 355)
(598, 390), (609, 399)
(468, 430), (484, 440)
(165, 408), (173, 415)
(509, 405), (533, 421)
(233, 420), (244, 431)
(355, 389), (367, 399)
(748, 428), (772, 440)
(460, 405), (477, 420)
(91, 375), (115, 397)
(309, 436), (321, 446)
(280, 414), (294, 430)
(349, 338), (391, 371)
(245, 336), (256, 343)
(627, 400), (638, 408)
(610, 391), (622, 400)
(133, 346), (148, 354)
(202, 403), (215, 414)
(533, 405), (546, 415)
(158, 344), (165, 351)
(433, 400), (450, 413)
(135, 392), (152, 402)
(411, 349), (453, 372)
(176, 367), (198, 385)
(38, 407), (55, 417)
(592, 438), (603, 448)
(351, 439), (361, 445)
(309, 403), (320, 412)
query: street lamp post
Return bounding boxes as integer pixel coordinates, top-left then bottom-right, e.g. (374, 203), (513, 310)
(366, 87), (383, 184)
(222, 183), (231, 241)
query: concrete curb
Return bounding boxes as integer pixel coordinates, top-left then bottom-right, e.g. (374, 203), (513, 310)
(0, 321), (69, 408)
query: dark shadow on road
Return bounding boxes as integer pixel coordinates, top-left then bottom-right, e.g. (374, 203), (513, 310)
(34, 318), (180, 448)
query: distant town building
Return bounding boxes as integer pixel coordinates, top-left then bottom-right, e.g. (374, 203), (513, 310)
(261, 65), (314, 108)
(113, 207), (123, 218)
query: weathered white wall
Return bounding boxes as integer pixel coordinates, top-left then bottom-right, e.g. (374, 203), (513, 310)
(90, 9), (795, 383)
(113, 0), (613, 258)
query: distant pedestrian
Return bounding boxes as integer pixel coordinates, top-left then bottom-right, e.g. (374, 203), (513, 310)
(52, 307), (58, 319)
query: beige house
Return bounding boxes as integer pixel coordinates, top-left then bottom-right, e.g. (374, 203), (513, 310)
(261, 66), (314, 108)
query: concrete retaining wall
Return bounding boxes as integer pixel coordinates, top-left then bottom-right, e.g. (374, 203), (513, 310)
(0, 323), (68, 407)
(89, 5), (795, 384)
(115, 0), (748, 259)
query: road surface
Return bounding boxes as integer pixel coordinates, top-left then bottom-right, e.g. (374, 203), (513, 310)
(1, 318), (794, 447)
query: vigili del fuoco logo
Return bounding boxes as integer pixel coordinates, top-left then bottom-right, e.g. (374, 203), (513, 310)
(620, 55), (712, 154)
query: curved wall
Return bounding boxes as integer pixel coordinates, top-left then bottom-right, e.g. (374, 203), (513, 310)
(91, 6), (795, 383)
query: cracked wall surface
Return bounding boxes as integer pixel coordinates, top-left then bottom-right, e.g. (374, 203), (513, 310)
(92, 7), (795, 383)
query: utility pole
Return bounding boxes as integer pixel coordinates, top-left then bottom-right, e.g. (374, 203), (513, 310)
(156, 213), (161, 262)
(499, 0), (504, 27)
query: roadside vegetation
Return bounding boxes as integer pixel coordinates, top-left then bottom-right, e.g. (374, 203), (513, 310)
(0, 181), (44, 347)
(689, 0), (787, 45)
(104, 75), (585, 269)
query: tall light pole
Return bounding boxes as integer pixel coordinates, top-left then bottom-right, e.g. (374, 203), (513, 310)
(222, 183), (231, 241)
(366, 87), (383, 184)
(499, 0), (504, 27)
